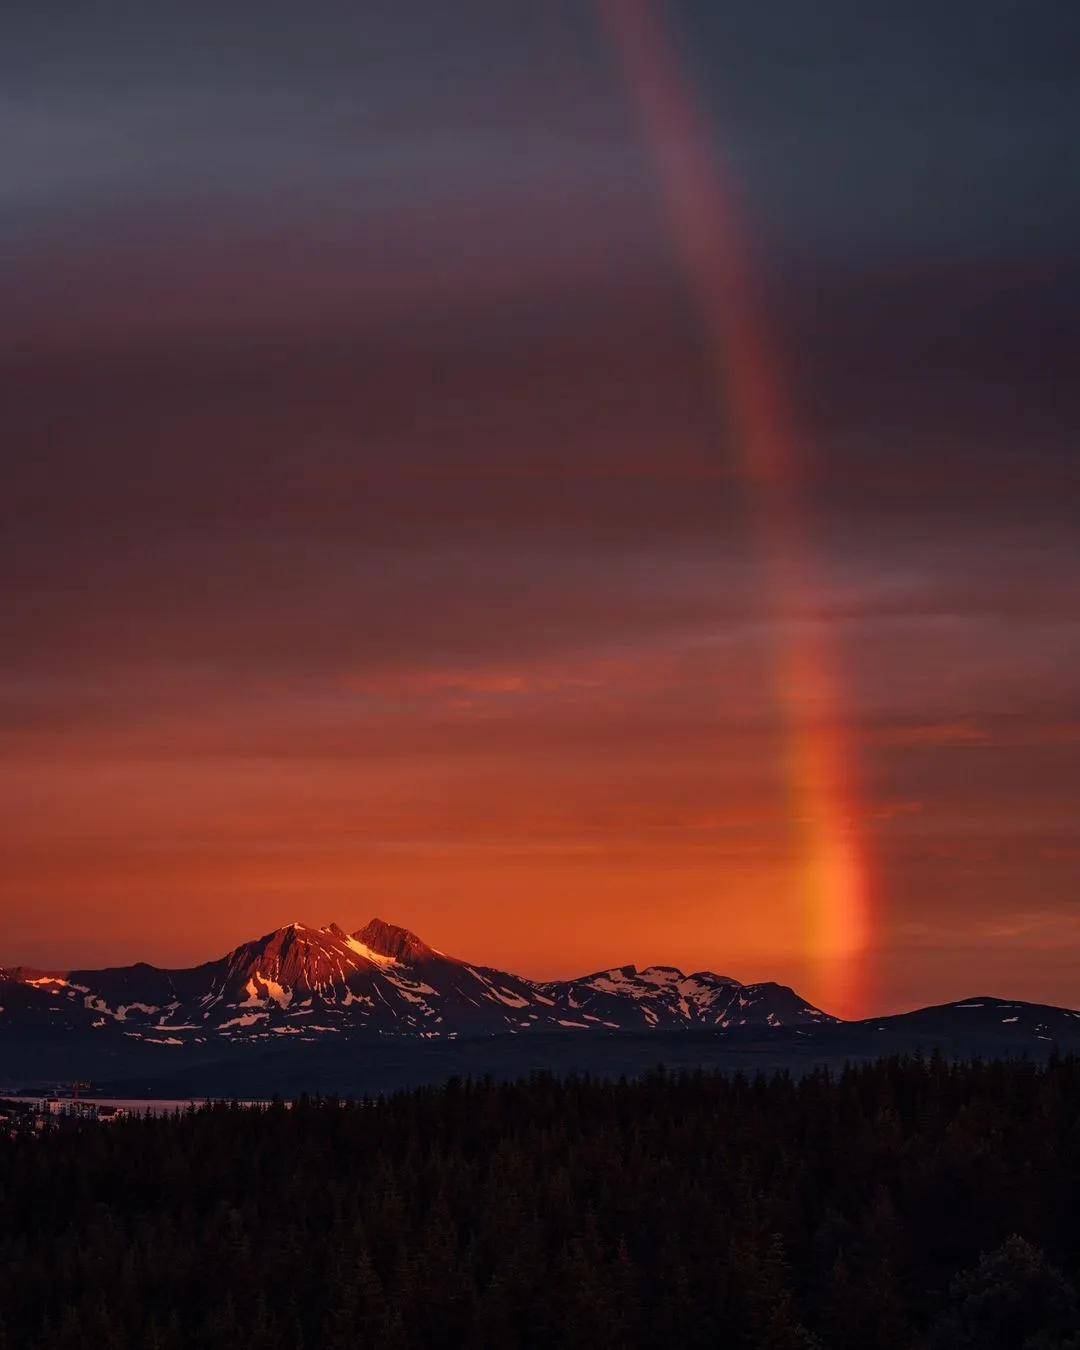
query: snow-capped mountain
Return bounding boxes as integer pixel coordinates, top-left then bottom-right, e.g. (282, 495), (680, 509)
(6, 927), (1080, 1097)
(0, 918), (833, 1049)
(543, 963), (826, 1031)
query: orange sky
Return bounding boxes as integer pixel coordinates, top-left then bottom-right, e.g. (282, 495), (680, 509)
(3, 0), (1079, 1018)
(5, 633), (1080, 1017)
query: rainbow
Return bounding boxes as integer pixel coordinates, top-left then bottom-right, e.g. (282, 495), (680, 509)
(598, 0), (873, 1015)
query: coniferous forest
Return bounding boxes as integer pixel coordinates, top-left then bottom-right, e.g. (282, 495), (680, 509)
(3, 1057), (1080, 1349)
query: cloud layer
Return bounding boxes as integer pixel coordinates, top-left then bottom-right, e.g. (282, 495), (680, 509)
(3, 0), (1079, 1014)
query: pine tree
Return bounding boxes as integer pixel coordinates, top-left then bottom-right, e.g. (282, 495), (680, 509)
(928, 1234), (1080, 1349)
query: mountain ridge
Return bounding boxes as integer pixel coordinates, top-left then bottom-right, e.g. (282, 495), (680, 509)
(0, 917), (833, 1046)
(6, 921), (1080, 1095)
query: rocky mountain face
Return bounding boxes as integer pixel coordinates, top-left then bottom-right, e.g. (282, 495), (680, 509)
(0, 919), (833, 1049)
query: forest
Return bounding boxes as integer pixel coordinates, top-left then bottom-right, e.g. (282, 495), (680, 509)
(2, 1055), (1080, 1348)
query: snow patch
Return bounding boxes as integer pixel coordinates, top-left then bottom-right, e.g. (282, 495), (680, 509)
(385, 972), (437, 996)
(344, 935), (398, 968)
(262, 978), (293, 1009)
(219, 1012), (269, 1029)
(239, 978), (266, 1008)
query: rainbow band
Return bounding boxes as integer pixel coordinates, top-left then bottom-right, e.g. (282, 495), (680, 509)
(598, 0), (872, 1015)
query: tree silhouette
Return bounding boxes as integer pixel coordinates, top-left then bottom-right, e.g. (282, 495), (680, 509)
(4, 1059), (1080, 1347)
(928, 1234), (1080, 1349)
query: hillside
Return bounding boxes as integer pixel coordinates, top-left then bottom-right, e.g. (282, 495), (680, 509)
(3, 1059), (1080, 1348)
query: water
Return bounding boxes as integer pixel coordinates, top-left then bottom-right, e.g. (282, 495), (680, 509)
(11, 1097), (277, 1116)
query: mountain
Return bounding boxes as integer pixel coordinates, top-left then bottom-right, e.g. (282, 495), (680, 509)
(4, 922), (1079, 1095)
(848, 995), (1080, 1049)
(0, 918), (832, 1053)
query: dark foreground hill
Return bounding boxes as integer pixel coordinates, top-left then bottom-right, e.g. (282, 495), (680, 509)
(50, 1000), (1080, 1100)
(4, 1057), (1080, 1349)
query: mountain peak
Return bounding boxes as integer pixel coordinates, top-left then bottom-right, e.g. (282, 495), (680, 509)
(229, 923), (353, 966)
(354, 918), (437, 964)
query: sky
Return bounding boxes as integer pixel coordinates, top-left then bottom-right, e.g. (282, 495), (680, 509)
(4, 0), (1079, 1017)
